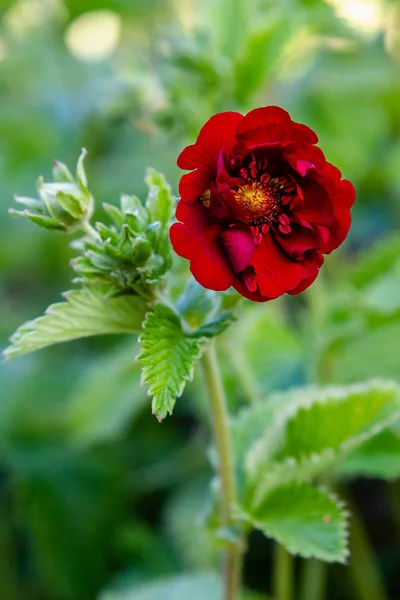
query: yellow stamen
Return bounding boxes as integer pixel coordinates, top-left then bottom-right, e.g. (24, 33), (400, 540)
(235, 181), (279, 222)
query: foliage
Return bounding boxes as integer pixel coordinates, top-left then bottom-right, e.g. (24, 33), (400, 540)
(241, 482), (348, 562)
(138, 304), (202, 420)
(2, 0), (400, 599)
(4, 287), (146, 360)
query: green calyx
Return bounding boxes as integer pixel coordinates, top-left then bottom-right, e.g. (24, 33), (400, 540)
(72, 170), (174, 300)
(10, 149), (93, 231)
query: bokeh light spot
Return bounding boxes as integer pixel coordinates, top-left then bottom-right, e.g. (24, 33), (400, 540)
(327, 0), (383, 35)
(65, 10), (121, 63)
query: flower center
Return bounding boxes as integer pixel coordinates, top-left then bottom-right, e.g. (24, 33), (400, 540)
(235, 181), (280, 225)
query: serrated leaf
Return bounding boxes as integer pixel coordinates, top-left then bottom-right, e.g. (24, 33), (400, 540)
(335, 429), (400, 480)
(242, 482), (348, 563)
(245, 381), (400, 502)
(138, 304), (201, 420)
(4, 288), (147, 360)
(99, 571), (222, 600)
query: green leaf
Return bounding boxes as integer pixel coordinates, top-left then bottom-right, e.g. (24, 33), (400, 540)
(363, 270), (400, 316)
(242, 482), (348, 563)
(346, 232), (400, 289)
(245, 381), (400, 500)
(138, 304), (202, 420)
(177, 278), (218, 328)
(4, 288), (147, 360)
(328, 321), (400, 383)
(193, 312), (236, 338)
(100, 572), (222, 600)
(335, 429), (400, 480)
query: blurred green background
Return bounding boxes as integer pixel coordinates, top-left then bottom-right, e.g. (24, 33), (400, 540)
(1, 0), (400, 598)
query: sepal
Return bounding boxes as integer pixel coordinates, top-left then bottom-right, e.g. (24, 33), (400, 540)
(9, 149), (93, 231)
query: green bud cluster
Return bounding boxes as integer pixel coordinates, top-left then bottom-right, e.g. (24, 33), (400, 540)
(10, 149), (93, 231)
(72, 170), (174, 300)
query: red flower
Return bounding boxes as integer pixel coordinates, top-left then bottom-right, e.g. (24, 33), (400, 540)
(170, 106), (355, 302)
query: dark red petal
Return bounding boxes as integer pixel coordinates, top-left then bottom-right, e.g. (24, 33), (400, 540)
(292, 180), (334, 226)
(288, 256), (324, 295)
(237, 106), (292, 135)
(178, 168), (212, 204)
(233, 278), (268, 302)
(183, 112), (243, 167)
(322, 179), (356, 254)
(275, 222), (322, 257)
(250, 234), (305, 299)
(177, 144), (204, 170)
(170, 202), (234, 291)
(293, 121), (319, 145)
(221, 225), (254, 273)
(285, 147), (326, 177)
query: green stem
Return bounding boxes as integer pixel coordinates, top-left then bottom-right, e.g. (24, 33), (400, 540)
(299, 559), (326, 600)
(81, 219), (100, 241)
(344, 492), (388, 600)
(201, 341), (242, 600)
(273, 544), (294, 600)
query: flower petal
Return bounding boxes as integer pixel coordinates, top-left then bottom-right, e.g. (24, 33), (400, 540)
(170, 202), (234, 291)
(292, 180), (334, 226)
(178, 112), (243, 169)
(178, 168), (213, 204)
(275, 222), (323, 257)
(250, 234), (305, 299)
(285, 147), (326, 176)
(322, 179), (356, 253)
(288, 255), (324, 295)
(237, 106), (292, 134)
(221, 225), (255, 273)
(249, 234), (323, 299)
(293, 121), (319, 144)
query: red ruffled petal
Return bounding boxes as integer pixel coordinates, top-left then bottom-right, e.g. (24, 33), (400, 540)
(178, 168), (213, 204)
(288, 255), (324, 295)
(293, 121), (319, 145)
(221, 225), (254, 273)
(285, 146), (326, 177)
(177, 112), (243, 171)
(292, 180), (334, 227)
(170, 202), (234, 291)
(322, 179), (356, 253)
(250, 234), (305, 299)
(236, 107), (319, 155)
(177, 112), (243, 204)
(237, 106), (292, 134)
(275, 223), (323, 258)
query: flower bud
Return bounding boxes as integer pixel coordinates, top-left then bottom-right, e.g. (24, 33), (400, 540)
(9, 149), (94, 231)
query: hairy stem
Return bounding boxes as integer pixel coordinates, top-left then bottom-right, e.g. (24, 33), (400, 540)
(273, 544), (294, 600)
(201, 341), (241, 600)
